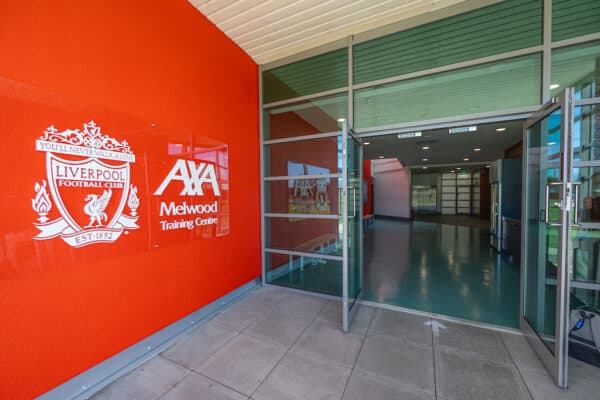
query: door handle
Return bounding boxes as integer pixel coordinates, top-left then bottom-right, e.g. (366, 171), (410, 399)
(350, 187), (357, 218)
(545, 182), (562, 227)
(572, 182), (582, 227)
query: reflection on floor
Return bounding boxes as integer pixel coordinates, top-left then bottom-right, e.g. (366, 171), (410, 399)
(364, 218), (520, 328)
(92, 287), (600, 400)
(413, 214), (491, 229)
(272, 258), (342, 297)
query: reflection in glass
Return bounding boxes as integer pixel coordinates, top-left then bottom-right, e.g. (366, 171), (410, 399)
(551, 41), (600, 99)
(264, 94), (347, 140)
(523, 109), (562, 353)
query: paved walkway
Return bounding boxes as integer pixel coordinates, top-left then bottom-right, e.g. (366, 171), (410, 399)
(93, 286), (599, 400)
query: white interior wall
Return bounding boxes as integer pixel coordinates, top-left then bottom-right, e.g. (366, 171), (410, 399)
(372, 159), (411, 219)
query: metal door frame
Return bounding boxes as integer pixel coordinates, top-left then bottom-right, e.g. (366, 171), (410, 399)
(341, 120), (364, 333)
(520, 88), (574, 388)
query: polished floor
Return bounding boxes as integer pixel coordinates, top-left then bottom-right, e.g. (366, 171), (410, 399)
(364, 218), (521, 328)
(92, 287), (600, 400)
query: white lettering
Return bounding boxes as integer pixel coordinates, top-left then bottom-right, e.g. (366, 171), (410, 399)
(153, 159), (221, 196)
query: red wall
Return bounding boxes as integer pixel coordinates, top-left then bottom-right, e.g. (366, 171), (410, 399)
(0, 1), (260, 399)
(363, 160), (373, 216)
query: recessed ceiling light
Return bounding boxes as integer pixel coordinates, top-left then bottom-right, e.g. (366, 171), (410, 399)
(474, 148), (481, 152)
(337, 118), (346, 122)
(457, 167), (462, 170)
(364, 142), (371, 145)
(422, 146), (430, 150)
(496, 127), (507, 132)
(550, 84), (560, 90)
(398, 131), (422, 139)
(449, 126), (477, 134)
(450, 170), (455, 173)
(548, 141), (557, 145)
(422, 166), (428, 169)
(378, 155), (384, 159)
(464, 158), (470, 161)
(423, 158), (428, 162)
(486, 165), (491, 168)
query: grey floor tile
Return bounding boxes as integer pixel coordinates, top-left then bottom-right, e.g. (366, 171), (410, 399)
(518, 365), (600, 400)
(500, 332), (546, 372)
(292, 319), (364, 368)
(243, 310), (314, 348)
(253, 351), (351, 400)
(198, 333), (287, 395)
(161, 322), (238, 370)
(434, 320), (512, 364)
(270, 292), (326, 320)
(160, 372), (247, 400)
(211, 299), (265, 332)
(368, 309), (433, 346)
(343, 369), (434, 400)
(317, 301), (375, 335)
(92, 357), (188, 400)
(436, 349), (530, 400)
(355, 334), (435, 393)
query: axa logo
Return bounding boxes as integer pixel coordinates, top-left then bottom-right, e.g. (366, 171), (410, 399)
(154, 159), (221, 196)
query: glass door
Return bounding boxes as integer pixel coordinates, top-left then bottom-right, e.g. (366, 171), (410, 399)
(521, 90), (573, 388)
(341, 121), (363, 333)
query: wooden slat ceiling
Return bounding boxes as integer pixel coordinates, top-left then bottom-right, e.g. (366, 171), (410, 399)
(190, 0), (468, 65)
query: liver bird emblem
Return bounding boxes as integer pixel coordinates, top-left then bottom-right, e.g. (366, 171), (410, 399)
(83, 189), (112, 228)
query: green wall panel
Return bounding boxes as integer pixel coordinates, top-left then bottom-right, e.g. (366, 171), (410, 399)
(553, 0), (600, 42)
(353, 0), (542, 85)
(354, 54), (541, 129)
(263, 48), (348, 104)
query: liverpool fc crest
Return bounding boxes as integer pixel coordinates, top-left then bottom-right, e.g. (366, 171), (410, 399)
(32, 121), (140, 247)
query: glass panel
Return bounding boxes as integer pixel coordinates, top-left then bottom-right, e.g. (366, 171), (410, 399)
(265, 216), (342, 257)
(265, 252), (342, 297)
(265, 179), (339, 215)
(523, 109), (562, 353)
(264, 136), (342, 177)
(347, 135), (362, 308)
(551, 41), (600, 99)
(353, 0), (542, 84)
(573, 104), (600, 162)
(264, 93), (347, 140)
(263, 48), (348, 104)
(354, 54), (541, 128)
(552, 0), (600, 42)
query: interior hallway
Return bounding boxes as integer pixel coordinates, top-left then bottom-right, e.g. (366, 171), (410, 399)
(92, 286), (599, 400)
(364, 218), (520, 327)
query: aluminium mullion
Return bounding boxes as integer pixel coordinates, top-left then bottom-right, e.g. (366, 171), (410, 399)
(551, 32), (600, 50)
(264, 248), (343, 262)
(263, 131), (342, 145)
(262, 87), (349, 109)
(264, 213), (339, 220)
(259, 65), (267, 286)
(264, 173), (340, 181)
(574, 97), (600, 107)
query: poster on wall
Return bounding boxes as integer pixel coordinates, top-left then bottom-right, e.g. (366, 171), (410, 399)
(287, 161), (331, 221)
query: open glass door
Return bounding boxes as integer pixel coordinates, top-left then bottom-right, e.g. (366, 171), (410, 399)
(521, 89), (573, 388)
(341, 121), (363, 333)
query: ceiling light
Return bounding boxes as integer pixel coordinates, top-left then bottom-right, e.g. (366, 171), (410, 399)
(423, 158), (428, 162)
(449, 126), (477, 134)
(457, 167), (462, 170)
(398, 131), (422, 139)
(337, 118), (346, 122)
(548, 141), (557, 145)
(474, 148), (481, 152)
(464, 158), (470, 161)
(496, 127), (507, 132)
(486, 165), (491, 168)
(364, 142), (370, 145)
(450, 170), (455, 173)
(378, 155), (384, 159)
(550, 84), (560, 90)
(422, 146), (430, 150)
(422, 166), (428, 170)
